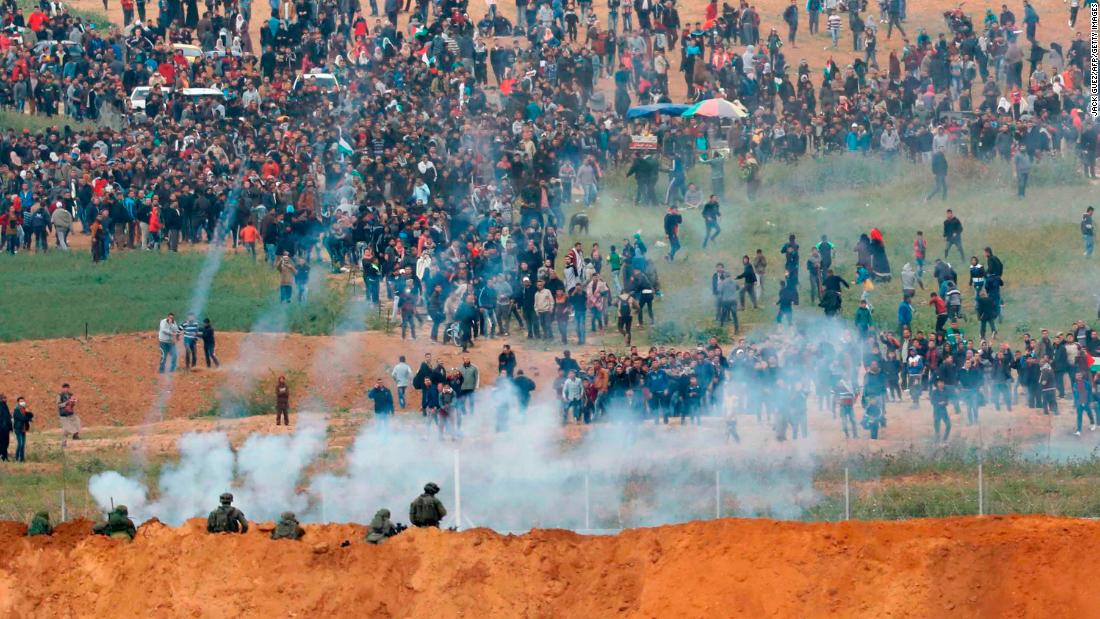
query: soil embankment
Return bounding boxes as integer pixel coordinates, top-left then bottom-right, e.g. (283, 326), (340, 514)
(1, 515), (1097, 617)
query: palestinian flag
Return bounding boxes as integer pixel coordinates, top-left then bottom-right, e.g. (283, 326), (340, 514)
(337, 136), (355, 156)
(1086, 352), (1100, 373)
(418, 45), (434, 66)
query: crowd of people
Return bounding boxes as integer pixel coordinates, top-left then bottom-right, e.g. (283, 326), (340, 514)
(354, 302), (1099, 445)
(535, 314), (1100, 442)
(0, 0), (1095, 453)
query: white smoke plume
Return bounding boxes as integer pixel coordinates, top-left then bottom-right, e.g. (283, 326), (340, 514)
(89, 375), (829, 530)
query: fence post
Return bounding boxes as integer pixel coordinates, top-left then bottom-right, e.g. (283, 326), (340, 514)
(60, 489), (66, 522)
(454, 448), (462, 531)
(584, 473), (590, 530)
(844, 467), (851, 521)
(978, 461), (984, 516)
(715, 469), (721, 519)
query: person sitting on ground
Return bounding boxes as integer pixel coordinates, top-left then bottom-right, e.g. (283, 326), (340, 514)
(207, 492), (249, 534)
(93, 505), (137, 540)
(27, 511), (52, 536)
(270, 511), (305, 540)
(365, 508), (399, 544)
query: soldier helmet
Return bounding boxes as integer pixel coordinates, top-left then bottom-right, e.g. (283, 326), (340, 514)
(280, 511), (295, 521)
(116, 505), (128, 515)
(219, 492), (233, 504)
(34, 510), (50, 519)
(424, 482), (440, 495)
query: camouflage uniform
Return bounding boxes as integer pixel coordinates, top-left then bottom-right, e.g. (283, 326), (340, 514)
(27, 511), (52, 536)
(409, 483), (447, 528)
(271, 512), (304, 540)
(365, 509), (397, 544)
(93, 506), (137, 540)
(207, 493), (249, 533)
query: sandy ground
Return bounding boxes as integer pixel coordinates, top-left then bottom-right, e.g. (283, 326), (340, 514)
(0, 514), (1098, 617)
(0, 332), (562, 429)
(0, 330), (1089, 473)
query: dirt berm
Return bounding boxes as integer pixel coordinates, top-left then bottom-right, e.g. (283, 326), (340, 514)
(0, 515), (1096, 617)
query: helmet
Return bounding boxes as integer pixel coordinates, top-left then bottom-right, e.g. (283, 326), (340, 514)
(219, 493), (233, 504)
(424, 482), (440, 495)
(280, 511), (296, 521)
(116, 505), (128, 515)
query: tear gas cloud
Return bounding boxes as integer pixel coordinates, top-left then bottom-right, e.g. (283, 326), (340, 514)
(89, 321), (865, 531)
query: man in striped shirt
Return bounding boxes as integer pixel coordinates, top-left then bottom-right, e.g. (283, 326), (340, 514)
(826, 10), (842, 48)
(181, 313), (201, 370)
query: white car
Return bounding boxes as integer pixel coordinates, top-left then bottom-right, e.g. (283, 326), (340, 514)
(129, 86), (172, 111)
(129, 87), (225, 112)
(292, 71), (340, 94)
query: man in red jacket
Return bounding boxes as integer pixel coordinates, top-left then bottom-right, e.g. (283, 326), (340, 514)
(929, 292), (948, 332)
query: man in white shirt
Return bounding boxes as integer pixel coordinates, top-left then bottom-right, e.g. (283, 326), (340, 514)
(391, 355), (413, 410)
(158, 312), (181, 374)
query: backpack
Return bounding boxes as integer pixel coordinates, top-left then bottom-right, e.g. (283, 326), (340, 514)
(208, 506), (231, 532)
(412, 496), (437, 524)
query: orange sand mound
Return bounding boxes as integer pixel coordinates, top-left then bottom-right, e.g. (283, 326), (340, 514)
(1, 515), (1098, 617)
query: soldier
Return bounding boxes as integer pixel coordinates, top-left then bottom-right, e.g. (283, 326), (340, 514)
(409, 482), (447, 528)
(27, 511), (52, 536)
(365, 508), (399, 544)
(270, 512), (304, 540)
(93, 505), (137, 540)
(207, 492), (249, 534)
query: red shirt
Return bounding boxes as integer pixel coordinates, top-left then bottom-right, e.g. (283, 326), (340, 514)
(240, 225), (259, 243)
(929, 297), (946, 315)
(28, 10), (47, 31)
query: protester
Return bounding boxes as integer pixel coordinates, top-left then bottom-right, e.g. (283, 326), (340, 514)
(391, 356), (413, 410)
(57, 383), (80, 445)
(12, 396), (33, 462)
(157, 313), (180, 374)
(201, 318), (221, 368)
(368, 378), (396, 431)
(0, 394), (11, 461)
(275, 376), (290, 426)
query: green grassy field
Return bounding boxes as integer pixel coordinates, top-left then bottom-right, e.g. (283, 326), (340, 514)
(1, 154), (1095, 343)
(0, 110), (99, 134)
(577, 153), (1099, 344)
(0, 249), (351, 341)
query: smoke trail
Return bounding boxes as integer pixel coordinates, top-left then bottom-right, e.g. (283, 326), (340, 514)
(187, 139), (255, 318)
(87, 369), (827, 530)
(212, 303), (291, 420)
(136, 140), (256, 433)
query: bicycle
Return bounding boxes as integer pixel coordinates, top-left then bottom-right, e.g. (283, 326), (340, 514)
(443, 322), (464, 348)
